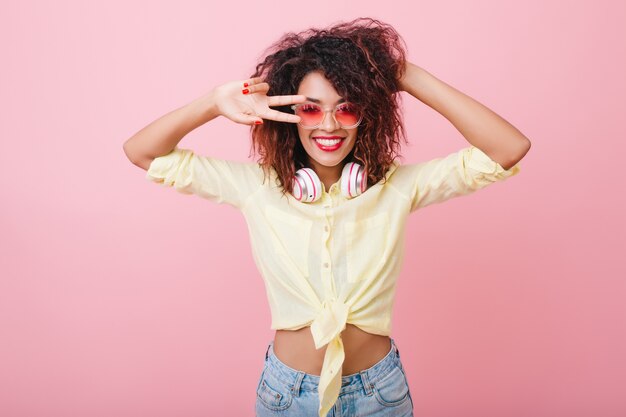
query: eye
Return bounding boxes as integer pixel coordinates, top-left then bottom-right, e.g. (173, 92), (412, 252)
(300, 104), (321, 113)
(337, 103), (358, 113)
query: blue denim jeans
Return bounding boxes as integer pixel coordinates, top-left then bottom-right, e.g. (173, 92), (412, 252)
(255, 337), (414, 416)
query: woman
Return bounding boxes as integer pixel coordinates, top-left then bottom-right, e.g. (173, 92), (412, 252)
(123, 17), (530, 417)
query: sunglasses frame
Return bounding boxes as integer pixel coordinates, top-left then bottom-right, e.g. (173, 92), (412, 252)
(290, 102), (363, 130)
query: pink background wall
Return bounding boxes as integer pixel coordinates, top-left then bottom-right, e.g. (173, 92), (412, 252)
(1, 1), (624, 416)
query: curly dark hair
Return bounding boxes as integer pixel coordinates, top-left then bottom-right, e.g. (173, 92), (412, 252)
(248, 17), (409, 198)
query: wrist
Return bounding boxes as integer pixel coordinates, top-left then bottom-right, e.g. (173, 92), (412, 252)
(195, 89), (221, 123)
(399, 61), (416, 91)
(399, 62), (428, 98)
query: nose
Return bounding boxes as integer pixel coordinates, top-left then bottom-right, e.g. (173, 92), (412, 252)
(320, 108), (340, 131)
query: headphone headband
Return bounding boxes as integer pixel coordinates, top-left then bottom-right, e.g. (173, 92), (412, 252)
(292, 162), (367, 203)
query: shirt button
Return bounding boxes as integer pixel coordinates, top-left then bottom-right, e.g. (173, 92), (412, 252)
(323, 262), (329, 268)
(324, 225), (329, 232)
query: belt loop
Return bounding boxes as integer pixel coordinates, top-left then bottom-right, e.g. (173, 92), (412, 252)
(265, 342), (271, 361)
(359, 370), (373, 396)
(291, 371), (305, 397)
(391, 338), (399, 358)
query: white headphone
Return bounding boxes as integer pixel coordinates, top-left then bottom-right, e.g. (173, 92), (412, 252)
(291, 162), (367, 203)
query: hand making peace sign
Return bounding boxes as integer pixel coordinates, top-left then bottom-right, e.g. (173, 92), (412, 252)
(213, 77), (307, 126)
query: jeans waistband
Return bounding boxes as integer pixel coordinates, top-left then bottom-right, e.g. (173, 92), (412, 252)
(262, 337), (402, 396)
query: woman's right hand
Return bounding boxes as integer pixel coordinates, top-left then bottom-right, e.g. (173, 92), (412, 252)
(212, 77), (307, 126)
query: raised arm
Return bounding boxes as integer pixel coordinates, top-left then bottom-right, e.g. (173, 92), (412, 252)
(398, 62), (531, 170)
(122, 77), (306, 170)
(122, 78), (307, 209)
(123, 92), (218, 171)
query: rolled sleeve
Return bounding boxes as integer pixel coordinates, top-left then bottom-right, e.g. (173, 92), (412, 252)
(393, 146), (521, 212)
(145, 147), (260, 210)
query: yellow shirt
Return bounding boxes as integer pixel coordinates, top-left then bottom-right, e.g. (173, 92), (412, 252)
(145, 144), (521, 417)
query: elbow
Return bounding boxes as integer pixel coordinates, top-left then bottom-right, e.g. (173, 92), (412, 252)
(504, 138), (531, 170)
(122, 140), (137, 164)
(516, 137), (531, 159)
(123, 141), (152, 171)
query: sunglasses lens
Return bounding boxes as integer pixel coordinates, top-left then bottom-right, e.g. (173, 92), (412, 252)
(294, 104), (323, 127)
(335, 103), (360, 127)
(294, 103), (361, 127)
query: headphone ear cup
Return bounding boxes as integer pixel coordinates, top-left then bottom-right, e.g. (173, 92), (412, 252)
(341, 162), (367, 199)
(293, 168), (322, 203)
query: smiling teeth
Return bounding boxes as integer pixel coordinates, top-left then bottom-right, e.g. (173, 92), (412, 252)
(315, 138), (342, 145)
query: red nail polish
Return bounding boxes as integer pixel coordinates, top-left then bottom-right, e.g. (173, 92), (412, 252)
(254, 120), (263, 125)
(242, 88), (249, 94)
(243, 82), (249, 87)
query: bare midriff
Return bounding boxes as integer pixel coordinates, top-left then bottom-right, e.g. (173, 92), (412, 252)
(273, 323), (392, 376)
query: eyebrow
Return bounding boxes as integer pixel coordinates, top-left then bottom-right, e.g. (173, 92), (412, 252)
(305, 97), (346, 104)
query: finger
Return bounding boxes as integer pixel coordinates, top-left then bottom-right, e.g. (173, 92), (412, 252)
(242, 82), (270, 94)
(230, 112), (264, 126)
(267, 94), (307, 107)
(260, 108), (302, 124)
(242, 76), (264, 87)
